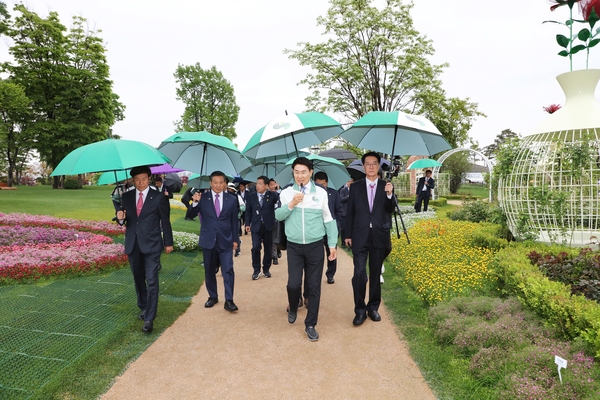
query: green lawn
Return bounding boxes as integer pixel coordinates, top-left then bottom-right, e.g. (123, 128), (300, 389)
(0, 185), (204, 399)
(457, 183), (490, 199)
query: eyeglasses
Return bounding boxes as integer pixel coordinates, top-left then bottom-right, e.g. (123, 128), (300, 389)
(293, 170), (310, 176)
(364, 163), (379, 168)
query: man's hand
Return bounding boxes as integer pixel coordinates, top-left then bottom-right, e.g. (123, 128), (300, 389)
(164, 191), (169, 196)
(385, 181), (394, 195)
(116, 210), (126, 220)
(233, 242), (238, 251)
(164, 246), (173, 254)
(192, 192), (201, 202)
(344, 238), (352, 247)
(245, 225), (251, 233)
(328, 248), (337, 261)
(289, 193), (304, 208)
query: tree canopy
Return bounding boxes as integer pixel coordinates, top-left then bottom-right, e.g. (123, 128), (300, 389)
(174, 63), (240, 141)
(285, 0), (484, 149)
(2, 5), (124, 187)
(0, 79), (31, 186)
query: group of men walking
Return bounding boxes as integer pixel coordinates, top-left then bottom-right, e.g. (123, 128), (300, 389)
(116, 151), (416, 342)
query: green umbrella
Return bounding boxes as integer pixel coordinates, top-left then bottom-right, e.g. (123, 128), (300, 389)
(158, 131), (251, 178)
(406, 158), (443, 170)
(242, 112), (343, 160)
(273, 154), (350, 190)
(97, 170), (130, 185)
(341, 111), (452, 156)
(240, 151), (310, 182)
(50, 139), (171, 176)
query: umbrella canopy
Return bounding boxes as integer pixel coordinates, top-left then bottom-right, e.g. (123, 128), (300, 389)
(318, 148), (357, 161)
(164, 173), (183, 192)
(274, 154), (350, 190)
(97, 170), (130, 185)
(346, 159), (391, 181)
(242, 112), (343, 160)
(340, 111), (452, 156)
(406, 158), (443, 170)
(158, 131), (251, 178)
(50, 139), (171, 176)
(241, 151), (310, 182)
(150, 163), (184, 174)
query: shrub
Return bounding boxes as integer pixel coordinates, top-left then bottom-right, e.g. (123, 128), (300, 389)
(63, 177), (80, 189)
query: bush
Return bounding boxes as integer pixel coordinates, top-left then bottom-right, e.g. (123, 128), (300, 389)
(63, 178), (80, 189)
(448, 199), (493, 222)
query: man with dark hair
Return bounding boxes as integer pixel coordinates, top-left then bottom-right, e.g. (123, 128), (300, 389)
(344, 151), (395, 326)
(245, 175), (280, 279)
(190, 171), (240, 312)
(238, 182), (249, 235)
(314, 171), (342, 284)
(276, 157), (338, 342)
(268, 178), (282, 264)
(116, 165), (174, 333)
(415, 169), (435, 212)
(154, 176), (173, 199)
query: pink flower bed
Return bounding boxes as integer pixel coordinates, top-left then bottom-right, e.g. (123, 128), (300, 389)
(0, 212), (123, 236)
(0, 215), (128, 284)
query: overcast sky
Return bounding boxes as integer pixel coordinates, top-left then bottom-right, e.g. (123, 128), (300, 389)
(3, 0), (599, 152)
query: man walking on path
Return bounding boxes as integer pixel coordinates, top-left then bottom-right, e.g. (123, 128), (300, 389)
(344, 151), (395, 326)
(314, 171), (342, 284)
(116, 166), (173, 334)
(245, 176), (279, 280)
(276, 157), (337, 342)
(190, 171), (240, 312)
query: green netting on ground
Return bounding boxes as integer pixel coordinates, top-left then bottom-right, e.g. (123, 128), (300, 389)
(0, 263), (193, 399)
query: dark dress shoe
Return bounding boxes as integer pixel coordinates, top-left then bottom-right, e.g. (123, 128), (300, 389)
(234, 251), (240, 257)
(252, 272), (261, 280)
(272, 257), (279, 265)
(142, 320), (153, 333)
(277, 249), (282, 258)
(367, 310), (381, 322)
(353, 314), (367, 326)
(288, 310), (297, 323)
(327, 277), (335, 284)
(205, 297), (219, 308)
(224, 300), (238, 311)
(138, 310), (146, 320)
(263, 271), (272, 278)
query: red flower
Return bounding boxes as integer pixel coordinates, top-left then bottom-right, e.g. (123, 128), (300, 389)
(543, 104), (562, 113)
(550, 0), (582, 11)
(580, 0), (600, 19)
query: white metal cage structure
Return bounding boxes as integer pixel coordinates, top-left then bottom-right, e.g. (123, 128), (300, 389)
(498, 130), (600, 245)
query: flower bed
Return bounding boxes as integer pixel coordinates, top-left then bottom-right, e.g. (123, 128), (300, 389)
(390, 219), (495, 304)
(0, 212), (123, 236)
(0, 216), (128, 284)
(172, 231), (199, 251)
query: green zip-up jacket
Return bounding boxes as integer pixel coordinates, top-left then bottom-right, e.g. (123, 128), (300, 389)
(275, 181), (338, 248)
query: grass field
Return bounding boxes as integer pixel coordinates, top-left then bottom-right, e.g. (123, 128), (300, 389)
(0, 184), (204, 399)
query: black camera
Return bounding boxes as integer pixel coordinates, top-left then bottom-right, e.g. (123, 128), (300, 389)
(190, 188), (202, 195)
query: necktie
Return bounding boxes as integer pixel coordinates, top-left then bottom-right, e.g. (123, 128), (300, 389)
(215, 194), (220, 217)
(259, 194), (264, 207)
(369, 183), (375, 212)
(137, 192), (143, 216)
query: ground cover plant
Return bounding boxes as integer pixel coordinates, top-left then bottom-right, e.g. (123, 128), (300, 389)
(389, 218), (495, 304)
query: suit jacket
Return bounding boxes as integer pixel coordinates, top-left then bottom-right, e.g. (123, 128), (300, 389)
(121, 187), (173, 254)
(156, 184), (173, 199)
(192, 190), (239, 250)
(338, 185), (350, 217)
(238, 189), (249, 204)
(245, 190), (279, 231)
(344, 178), (395, 250)
(326, 186), (342, 229)
(416, 176), (435, 196)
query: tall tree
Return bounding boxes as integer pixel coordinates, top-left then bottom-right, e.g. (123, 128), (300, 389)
(482, 129), (520, 160)
(174, 63), (239, 140)
(0, 79), (32, 186)
(285, 0), (483, 148)
(2, 5), (125, 188)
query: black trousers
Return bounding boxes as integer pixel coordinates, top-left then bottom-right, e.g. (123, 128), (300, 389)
(251, 222), (273, 274)
(415, 191), (431, 212)
(351, 229), (390, 316)
(323, 235), (337, 279)
(128, 240), (161, 321)
(287, 240), (324, 327)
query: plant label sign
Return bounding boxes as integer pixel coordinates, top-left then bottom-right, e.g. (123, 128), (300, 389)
(555, 355), (568, 383)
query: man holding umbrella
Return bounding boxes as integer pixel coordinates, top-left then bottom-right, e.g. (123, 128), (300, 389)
(116, 166), (174, 333)
(415, 170), (435, 212)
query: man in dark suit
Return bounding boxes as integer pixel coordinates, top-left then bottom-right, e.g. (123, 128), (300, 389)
(181, 186), (200, 220)
(245, 175), (280, 280)
(314, 171), (342, 284)
(190, 171), (240, 312)
(344, 152), (395, 326)
(338, 178), (353, 248)
(238, 182), (249, 235)
(154, 176), (173, 199)
(116, 166), (174, 333)
(415, 169), (435, 212)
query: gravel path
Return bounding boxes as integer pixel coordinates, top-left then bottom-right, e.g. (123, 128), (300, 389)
(102, 240), (435, 400)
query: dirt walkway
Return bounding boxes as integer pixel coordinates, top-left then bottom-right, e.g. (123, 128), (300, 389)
(102, 240), (436, 400)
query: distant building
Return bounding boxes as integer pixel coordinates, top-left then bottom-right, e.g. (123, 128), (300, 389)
(463, 164), (487, 184)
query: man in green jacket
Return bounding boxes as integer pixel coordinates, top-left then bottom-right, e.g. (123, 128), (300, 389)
(275, 157), (337, 342)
